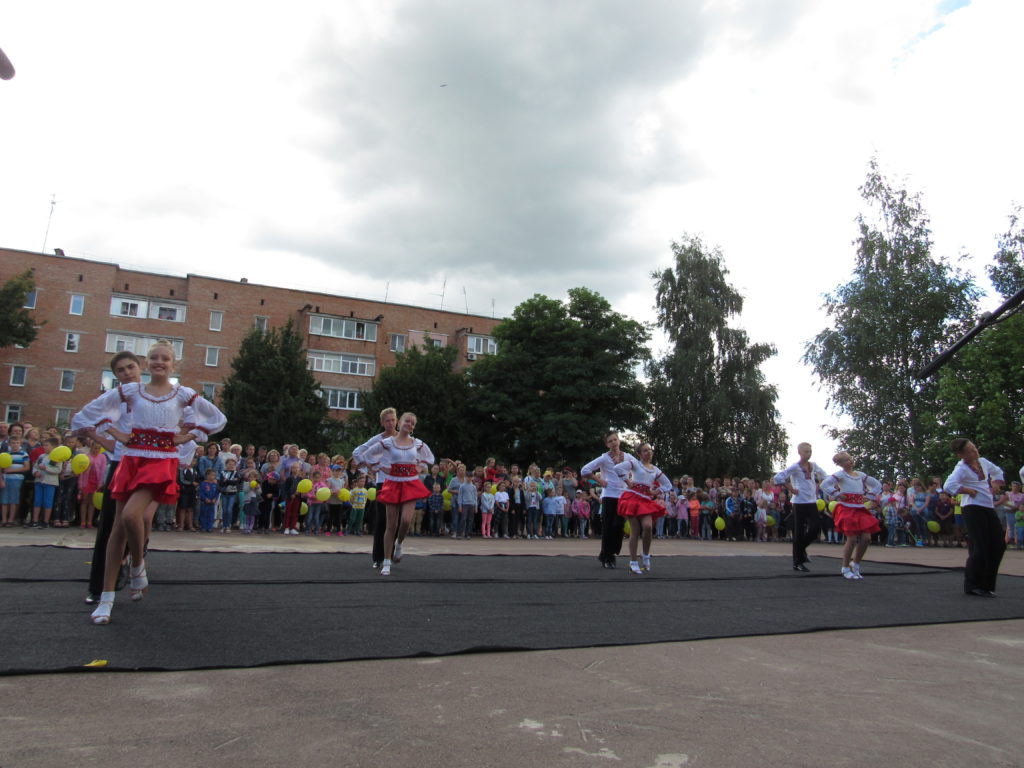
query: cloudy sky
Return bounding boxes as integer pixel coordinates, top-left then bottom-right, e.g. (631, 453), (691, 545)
(2, 0), (1021, 466)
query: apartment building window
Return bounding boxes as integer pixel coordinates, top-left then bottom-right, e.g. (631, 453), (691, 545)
(5, 404), (22, 423)
(307, 351), (375, 377)
(23, 290), (37, 309)
(201, 383), (217, 401)
(467, 335), (498, 355)
(151, 303), (186, 322)
(104, 333), (184, 360)
(321, 387), (363, 411)
(389, 333), (406, 353)
(110, 296), (146, 317)
(254, 316), (269, 332)
(9, 366), (27, 387)
(205, 347), (220, 367)
(69, 294), (85, 316)
(65, 333), (80, 352)
(59, 370), (76, 392)
(54, 407), (72, 427)
(210, 311), (223, 331)
(309, 315), (378, 342)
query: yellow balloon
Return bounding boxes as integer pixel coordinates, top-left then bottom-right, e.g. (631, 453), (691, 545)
(442, 490), (453, 501)
(490, 484), (498, 494)
(623, 520), (632, 536)
(300, 502), (308, 516)
(766, 515), (776, 527)
(827, 501), (838, 514)
(71, 453), (91, 475)
(863, 500), (873, 510)
(250, 480), (259, 488)
(50, 445), (72, 463)
(92, 492), (104, 511)
(366, 487), (377, 501)
(714, 517), (726, 531)
(815, 498), (825, 511)
(297, 478), (312, 494)
(927, 520), (941, 533)
(443, 499), (452, 511)
(0, 453), (10, 469)
(338, 488), (351, 502)
(315, 486), (331, 502)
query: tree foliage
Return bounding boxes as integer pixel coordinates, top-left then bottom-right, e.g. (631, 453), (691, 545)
(931, 208), (1024, 471)
(469, 287), (650, 468)
(645, 235), (787, 479)
(0, 269), (39, 348)
(220, 320), (327, 450)
(804, 159), (980, 479)
(354, 343), (482, 461)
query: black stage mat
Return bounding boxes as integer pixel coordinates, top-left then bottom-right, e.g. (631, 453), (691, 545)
(1, 546), (1022, 675)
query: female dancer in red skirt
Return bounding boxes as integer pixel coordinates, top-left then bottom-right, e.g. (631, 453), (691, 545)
(361, 412), (434, 576)
(820, 451), (882, 580)
(614, 443), (673, 574)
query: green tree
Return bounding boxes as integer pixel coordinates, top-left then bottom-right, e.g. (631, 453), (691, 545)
(0, 269), (39, 348)
(219, 320), (327, 450)
(931, 209), (1024, 470)
(804, 159), (980, 479)
(354, 342), (482, 461)
(645, 235), (787, 479)
(469, 287), (650, 468)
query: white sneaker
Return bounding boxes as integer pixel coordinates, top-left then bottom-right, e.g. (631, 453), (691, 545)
(642, 556), (651, 572)
(629, 561), (643, 574)
(394, 542), (403, 562)
(851, 563), (864, 580)
(841, 566), (856, 580)
(380, 559), (392, 576)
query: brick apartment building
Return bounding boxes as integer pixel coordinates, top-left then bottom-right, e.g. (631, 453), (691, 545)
(0, 247), (501, 429)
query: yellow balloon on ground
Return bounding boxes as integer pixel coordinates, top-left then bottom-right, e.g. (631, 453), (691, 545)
(766, 515), (776, 527)
(815, 498), (825, 511)
(338, 488), (351, 502)
(92, 492), (104, 511)
(927, 520), (940, 533)
(714, 517), (726, 531)
(366, 487), (377, 501)
(315, 487), (331, 502)
(297, 479), (312, 494)
(71, 453), (91, 475)
(0, 453), (11, 469)
(300, 502), (308, 516)
(827, 501), (838, 514)
(50, 445), (72, 463)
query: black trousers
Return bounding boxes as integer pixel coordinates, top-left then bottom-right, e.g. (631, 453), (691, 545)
(598, 496), (624, 564)
(791, 502), (820, 565)
(962, 505), (1006, 593)
(87, 460), (119, 595)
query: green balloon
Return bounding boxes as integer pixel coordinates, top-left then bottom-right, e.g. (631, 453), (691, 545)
(927, 520), (940, 533)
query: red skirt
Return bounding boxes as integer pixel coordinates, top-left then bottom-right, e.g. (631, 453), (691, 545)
(378, 478), (429, 505)
(108, 455), (179, 505)
(834, 503), (880, 535)
(617, 490), (666, 519)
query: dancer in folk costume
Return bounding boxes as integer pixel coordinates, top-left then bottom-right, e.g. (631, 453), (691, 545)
(359, 412), (434, 576)
(72, 340), (225, 624)
(582, 431), (635, 569)
(614, 443), (673, 574)
(773, 442), (828, 572)
(819, 452), (882, 581)
(352, 407), (398, 568)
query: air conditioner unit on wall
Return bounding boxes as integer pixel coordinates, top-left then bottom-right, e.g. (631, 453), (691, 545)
(467, 352), (477, 361)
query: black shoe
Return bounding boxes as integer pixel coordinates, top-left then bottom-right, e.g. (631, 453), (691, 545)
(607, 558), (616, 569)
(85, 593), (98, 605)
(793, 563), (810, 572)
(372, 561), (381, 569)
(967, 588), (996, 598)
(115, 563), (129, 591)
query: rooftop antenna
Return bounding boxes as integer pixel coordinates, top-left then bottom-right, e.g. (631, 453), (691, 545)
(384, 281), (390, 303)
(491, 298), (495, 318)
(462, 286), (469, 314)
(41, 193), (60, 254)
(432, 277), (447, 311)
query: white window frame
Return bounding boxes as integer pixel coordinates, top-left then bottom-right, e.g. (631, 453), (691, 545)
(9, 366), (27, 387)
(467, 335), (498, 355)
(59, 370), (76, 392)
(5, 404), (22, 423)
(209, 310), (223, 332)
(150, 302), (187, 322)
(307, 351), (375, 377)
(104, 333), (184, 360)
(254, 316), (269, 332)
(389, 333), (406, 353)
(69, 294), (85, 316)
(308, 314), (378, 342)
(205, 347), (220, 367)
(201, 383), (217, 401)
(65, 332), (80, 353)
(321, 387), (364, 411)
(54, 407), (73, 427)
(110, 296), (148, 318)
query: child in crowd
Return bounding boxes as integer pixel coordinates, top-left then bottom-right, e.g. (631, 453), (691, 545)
(217, 457), (241, 533)
(524, 482), (542, 540)
(198, 469), (219, 533)
(242, 470), (260, 533)
(30, 436), (64, 528)
(699, 492), (714, 539)
(347, 474), (368, 535)
(307, 469), (326, 535)
(154, 502), (176, 532)
(77, 440), (107, 530)
(325, 464), (347, 535)
(541, 486), (563, 540)
(494, 480), (510, 538)
(427, 483), (445, 536)
(258, 470), (280, 534)
(884, 491), (904, 547)
(480, 483), (496, 538)
(2, 436), (28, 526)
(934, 490), (954, 547)
(281, 463), (304, 535)
(572, 489), (591, 539)
(177, 454), (198, 531)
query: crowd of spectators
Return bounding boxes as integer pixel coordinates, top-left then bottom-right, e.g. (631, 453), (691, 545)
(2, 421), (1023, 551)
